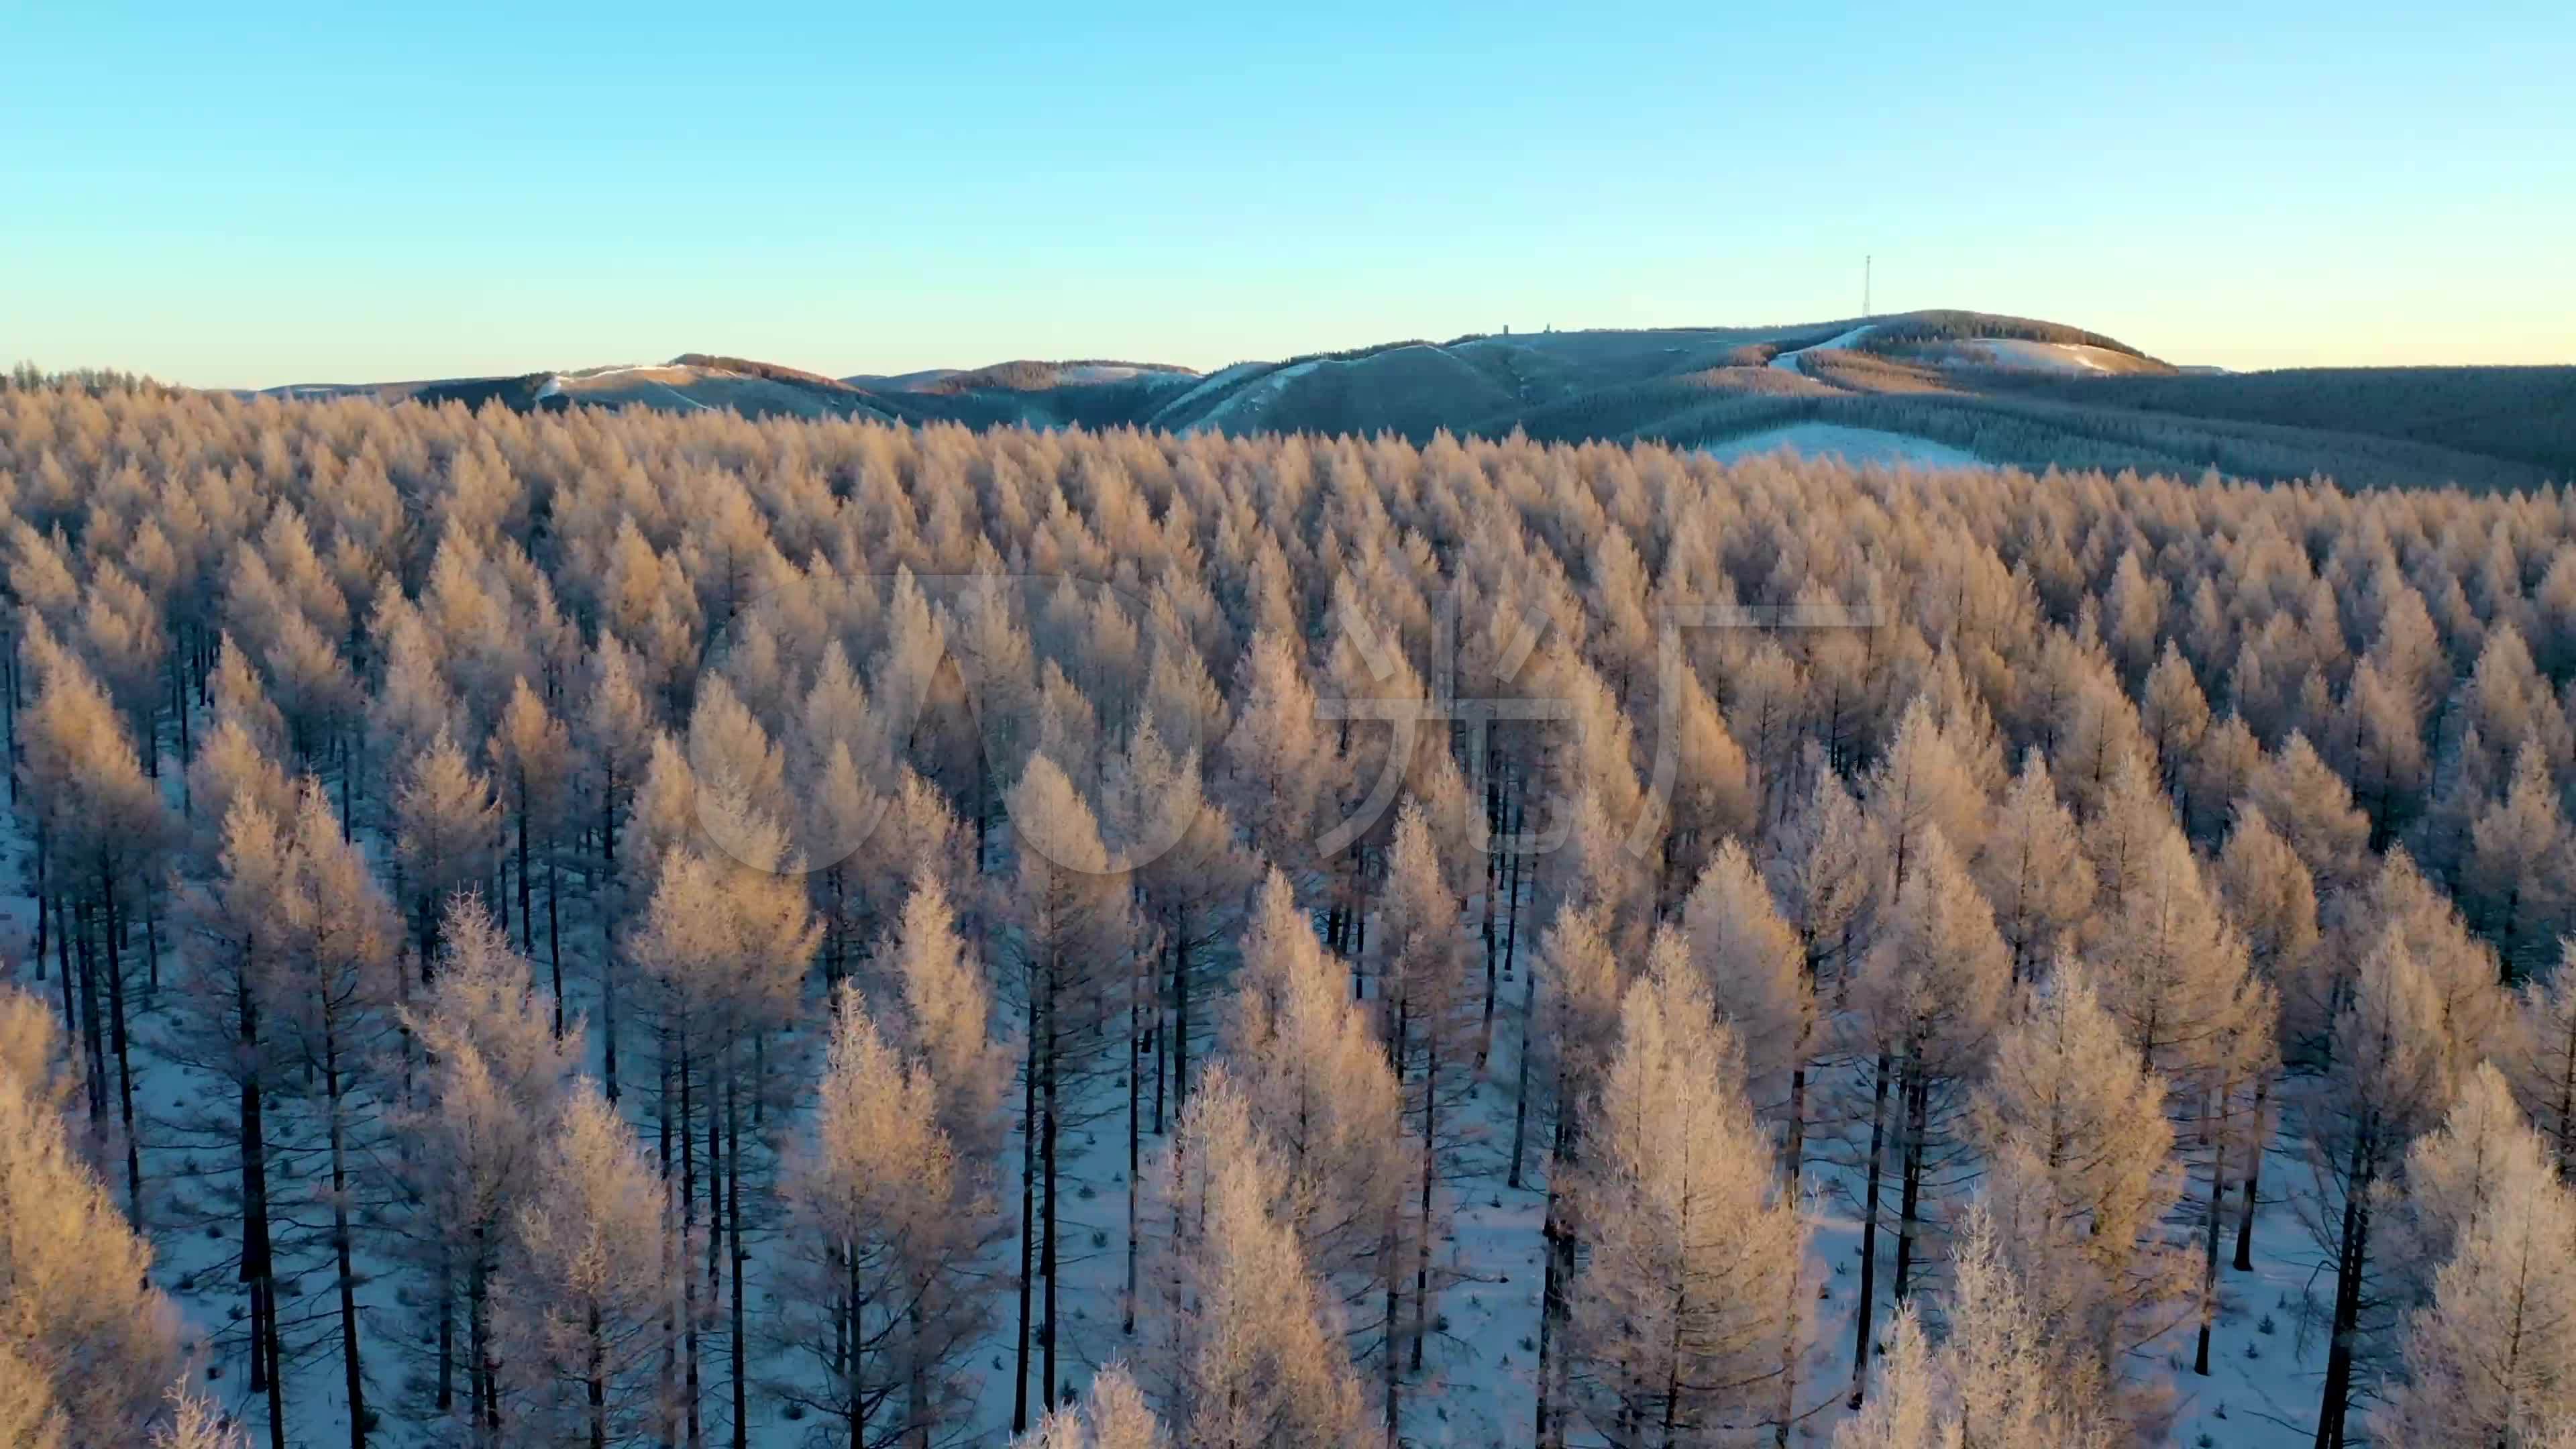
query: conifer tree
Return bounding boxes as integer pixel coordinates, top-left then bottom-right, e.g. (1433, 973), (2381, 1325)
(1973, 750), (2093, 982)
(2211, 802), (2320, 1271)
(577, 635), (658, 1103)
(17, 623), (172, 1218)
(272, 780), (397, 1448)
(2465, 741), (2574, 981)
(1525, 902), (1629, 1448)
(2297, 922), (2462, 1449)
(1968, 959), (2181, 1411)
(1144, 1068), (1368, 1449)
(2372, 1073), (2576, 1449)
(1843, 825), (2008, 1402)
(1374, 798), (1474, 1383)
(627, 782), (818, 1449)
(494, 1084), (684, 1449)
(398, 896), (581, 1442)
(1108, 717), (1250, 1128)
(0, 984), (185, 1446)
(1224, 871), (1409, 1282)
(1565, 928), (1805, 1446)
(392, 730), (499, 982)
(487, 674), (578, 1026)
(2508, 942), (2576, 1173)
(1014, 1364), (1168, 1449)
(999, 755), (1136, 1428)
(171, 796), (301, 1449)
(1682, 837), (1812, 1136)
(774, 985), (988, 1449)
(1831, 1208), (2118, 1449)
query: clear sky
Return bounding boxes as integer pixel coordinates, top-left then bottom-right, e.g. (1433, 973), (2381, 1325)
(5, 3), (2571, 388)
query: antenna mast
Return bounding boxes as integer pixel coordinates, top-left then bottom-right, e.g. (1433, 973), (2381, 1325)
(1864, 254), (1872, 317)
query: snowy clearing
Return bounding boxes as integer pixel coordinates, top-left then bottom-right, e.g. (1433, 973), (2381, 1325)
(1957, 338), (2134, 374)
(1770, 324), (1878, 374)
(1702, 423), (1985, 470)
(1178, 360), (1321, 433)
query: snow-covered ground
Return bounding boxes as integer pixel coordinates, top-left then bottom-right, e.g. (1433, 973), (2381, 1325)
(8, 787), (2349, 1449)
(1050, 364), (1198, 387)
(1144, 360), (1271, 428)
(1703, 423), (1985, 470)
(1178, 360), (1321, 433)
(1956, 338), (2133, 374)
(1770, 324), (1878, 375)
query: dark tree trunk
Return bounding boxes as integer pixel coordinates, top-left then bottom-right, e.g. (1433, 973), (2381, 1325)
(2235, 1080), (2269, 1273)
(1892, 1065), (1929, 1305)
(1012, 979), (1037, 1434)
(1849, 1052), (1891, 1408)
(325, 1019), (369, 1448)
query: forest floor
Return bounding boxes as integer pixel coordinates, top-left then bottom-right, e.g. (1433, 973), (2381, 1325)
(4, 819), (2343, 1447)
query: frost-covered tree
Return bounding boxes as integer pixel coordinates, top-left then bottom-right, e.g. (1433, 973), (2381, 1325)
(1108, 717), (1250, 1128)
(1143, 1068), (1367, 1449)
(2296, 922), (2463, 1449)
(1845, 826), (2008, 1397)
(1222, 870), (1409, 1318)
(2466, 741), (2575, 982)
(2373, 1078), (2576, 1449)
(398, 897), (581, 1440)
(999, 754), (1136, 1426)
(269, 781), (397, 1449)
(1973, 751), (2094, 983)
(1682, 837), (1812, 1142)
(392, 729), (498, 981)
(493, 1084), (683, 1449)
(1373, 798), (1474, 1385)
(1526, 900), (1631, 1448)
(0, 985), (185, 1447)
(2508, 943), (2576, 1173)
(773, 985), (989, 1449)
(1565, 928), (1805, 1446)
(169, 796), (301, 1447)
(627, 779), (818, 1448)
(2212, 802), (2319, 1272)
(1969, 959), (2181, 1421)
(486, 675), (578, 1023)
(16, 622), (172, 1218)
(1013, 1364), (1167, 1449)
(1831, 1207), (2118, 1449)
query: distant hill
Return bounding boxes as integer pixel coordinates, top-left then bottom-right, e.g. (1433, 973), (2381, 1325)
(241, 311), (2572, 492)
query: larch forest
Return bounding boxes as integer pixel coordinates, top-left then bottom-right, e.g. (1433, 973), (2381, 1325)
(9, 371), (2576, 1449)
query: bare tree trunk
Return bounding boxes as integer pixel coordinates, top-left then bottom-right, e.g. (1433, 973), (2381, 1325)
(728, 1072), (747, 1449)
(1413, 1031), (1437, 1373)
(100, 871), (144, 1223)
(1507, 936), (1541, 1189)
(437, 1246), (455, 1414)
(1383, 1195), (1403, 1449)
(680, 1042), (702, 1448)
(2314, 1130), (2377, 1449)
(547, 847), (564, 1038)
(325, 1017), (369, 1448)
(588, 1302), (607, 1449)
(2235, 1079), (2270, 1272)
(1040, 955), (1061, 1414)
(1124, 944), (1142, 1337)
(1849, 1052), (1890, 1408)
(1892, 1066), (1929, 1305)
(602, 793), (621, 1102)
(2194, 1085), (2231, 1376)
(1012, 984), (1037, 1434)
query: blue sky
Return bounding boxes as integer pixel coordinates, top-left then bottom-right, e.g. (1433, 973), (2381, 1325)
(5, 3), (2570, 387)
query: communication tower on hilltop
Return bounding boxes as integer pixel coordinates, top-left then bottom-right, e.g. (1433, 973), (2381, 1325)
(1864, 255), (1873, 317)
